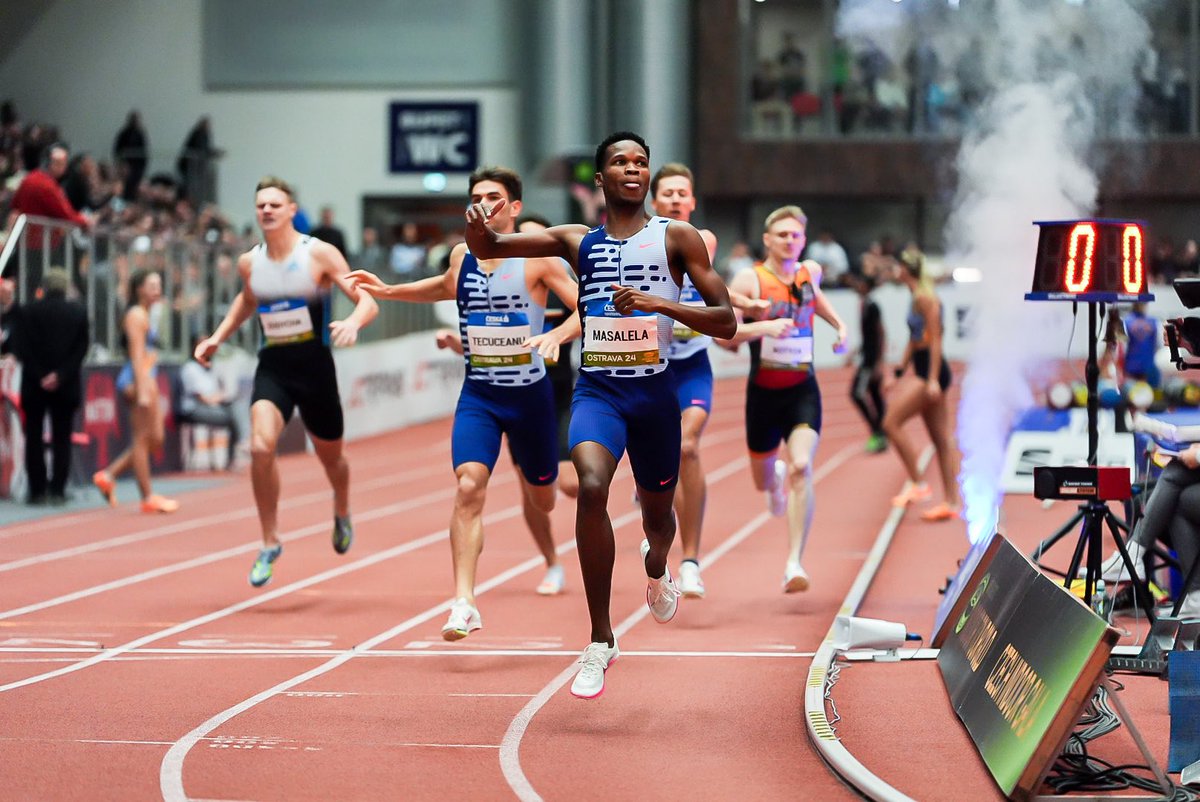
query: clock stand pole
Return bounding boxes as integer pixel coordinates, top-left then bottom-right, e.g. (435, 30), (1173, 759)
(1028, 300), (1158, 621)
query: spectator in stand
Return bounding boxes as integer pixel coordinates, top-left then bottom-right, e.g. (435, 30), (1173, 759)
(723, 241), (754, 281)
(389, 222), (426, 277)
(860, 240), (897, 282)
(750, 59), (790, 134)
(62, 152), (108, 213)
(871, 67), (911, 132)
(113, 111), (148, 202)
(7, 142), (91, 289)
(310, 206), (348, 258)
(178, 334), (239, 469)
(8, 268), (89, 505)
(177, 116), (222, 207)
(804, 228), (851, 287)
(778, 32), (808, 103)
(1176, 239), (1199, 277)
(1151, 237), (1177, 284)
(355, 226), (386, 272)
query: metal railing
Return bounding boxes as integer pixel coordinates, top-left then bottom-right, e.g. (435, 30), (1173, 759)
(0, 214), (447, 363)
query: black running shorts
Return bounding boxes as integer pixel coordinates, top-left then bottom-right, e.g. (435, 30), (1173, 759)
(744, 376), (822, 454)
(252, 341), (344, 441)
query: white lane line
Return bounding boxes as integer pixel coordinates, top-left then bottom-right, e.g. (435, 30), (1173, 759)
(160, 451), (755, 802)
(0, 461), (461, 572)
(499, 442), (860, 802)
(0, 647), (821, 659)
(0, 472), (512, 622)
(0, 501), (528, 693)
(157, 528), (598, 802)
(0, 437), (452, 542)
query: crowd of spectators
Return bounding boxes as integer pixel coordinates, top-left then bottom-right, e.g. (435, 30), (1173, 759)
(749, 26), (1193, 139)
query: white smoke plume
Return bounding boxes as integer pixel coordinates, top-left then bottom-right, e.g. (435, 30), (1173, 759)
(836, 0), (1153, 542)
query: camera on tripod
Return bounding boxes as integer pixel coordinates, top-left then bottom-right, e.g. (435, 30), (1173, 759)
(1165, 277), (1200, 371)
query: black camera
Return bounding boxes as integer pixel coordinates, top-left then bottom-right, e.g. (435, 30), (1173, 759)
(1165, 277), (1200, 370)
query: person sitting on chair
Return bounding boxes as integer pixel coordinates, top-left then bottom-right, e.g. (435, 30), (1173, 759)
(178, 335), (239, 469)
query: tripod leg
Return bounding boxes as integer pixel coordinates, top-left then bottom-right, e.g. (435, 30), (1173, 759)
(1063, 512), (1093, 598)
(1033, 508), (1087, 572)
(1105, 510), (1156, 622)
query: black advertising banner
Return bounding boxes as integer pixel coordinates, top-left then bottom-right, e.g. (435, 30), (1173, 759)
(938, 535), (1117, 801)
(388, 102), (479, 174)
(931, 531), (1003, 648)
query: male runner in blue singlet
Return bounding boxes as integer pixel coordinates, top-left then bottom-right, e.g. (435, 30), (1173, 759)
(349, 167), (579, 639)
(465, 132), (736, 699)
(195, 177), (378, 587)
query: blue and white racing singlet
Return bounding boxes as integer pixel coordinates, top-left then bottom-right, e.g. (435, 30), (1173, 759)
(456, 252), (546, 386)
(248, 235), (330, 349)
(667, 274), (712, 361)
(576, 216), (680, 378)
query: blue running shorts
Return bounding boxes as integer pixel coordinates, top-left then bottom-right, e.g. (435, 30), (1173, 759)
(668, 350), (713, 414)
(452, 377), (559, 485)
(569, 370), (682, 491)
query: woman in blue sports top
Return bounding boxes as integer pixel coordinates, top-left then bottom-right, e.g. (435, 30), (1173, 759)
(92, 269), (179, 513)
(883, 247), (959, 522)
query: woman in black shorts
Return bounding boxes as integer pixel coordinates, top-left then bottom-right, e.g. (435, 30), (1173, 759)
(883, 248), (960, 521)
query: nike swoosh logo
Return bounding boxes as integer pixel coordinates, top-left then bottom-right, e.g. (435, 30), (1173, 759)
(638, 243), (654, 249)
(660, 476), (676, 485)
(538, 473), (553, 481)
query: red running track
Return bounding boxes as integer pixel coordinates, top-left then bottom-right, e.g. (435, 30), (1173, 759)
(0, 369), (951, 801)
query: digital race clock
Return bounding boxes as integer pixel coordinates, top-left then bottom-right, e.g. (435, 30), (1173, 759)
(1026, 219), (1154, 303)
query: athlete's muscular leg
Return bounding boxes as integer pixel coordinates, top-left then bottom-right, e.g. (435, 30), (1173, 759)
(749, 450), (780, 492)
(310, 434), (350, 518)
(572, 442), (620, 646)
(881, 377), (929, 483)
(518, 474), (559, 568)
(784, 426), (820, 565)
(450, 461), (491, 603)
(639, 485), (677, 580)
(674, 406), (709, 562)
(249, 400), (287, 546)
(920, 398), (961, 506)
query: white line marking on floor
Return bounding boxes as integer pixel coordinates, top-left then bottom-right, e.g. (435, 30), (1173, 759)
(0, 461), (456, 569)
(498, 441), (859, 802)
(0, 502), (527, 692)
(160, 452), (755, 802)
(0, 474), (512, 622)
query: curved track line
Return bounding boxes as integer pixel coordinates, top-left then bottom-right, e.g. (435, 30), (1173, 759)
(0, 502), (527, 692)
(498, 442), (860, 802)
(158, 510), (626, 802)
(158, 453), (756, 801)
(802, 447), (934, 802)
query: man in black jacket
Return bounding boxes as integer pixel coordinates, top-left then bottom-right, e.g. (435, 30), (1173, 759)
(10, 268), (89, 504)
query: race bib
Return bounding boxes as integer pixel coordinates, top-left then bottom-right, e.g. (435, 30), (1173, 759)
(583, 300), (659, 367)
(466, 312), (532, 367)
(671, 298), (707, 341)
(761, 329), (813, 370)
(258, 299), (314, 346)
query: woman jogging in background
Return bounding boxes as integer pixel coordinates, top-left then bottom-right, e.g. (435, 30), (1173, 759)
(884, 248), (960, 521)
(93, 269), (179, 513)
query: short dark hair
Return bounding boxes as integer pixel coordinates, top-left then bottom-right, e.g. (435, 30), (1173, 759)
(650, 162), (694, 199)
(594, 131), (649, 172)
(516, 213), (552, 229)
(255, 175), (295, 200)
(468, 166), (522, 202)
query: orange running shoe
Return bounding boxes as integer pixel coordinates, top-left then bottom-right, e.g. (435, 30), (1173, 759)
(920, 502), (961, 522)
(92, 471), (117, 507)
(891, 482), (931, 507)
(141, 495), (180, 514)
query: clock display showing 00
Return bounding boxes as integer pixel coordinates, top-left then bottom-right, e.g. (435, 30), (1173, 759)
(1026, 220), (1153, 303)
